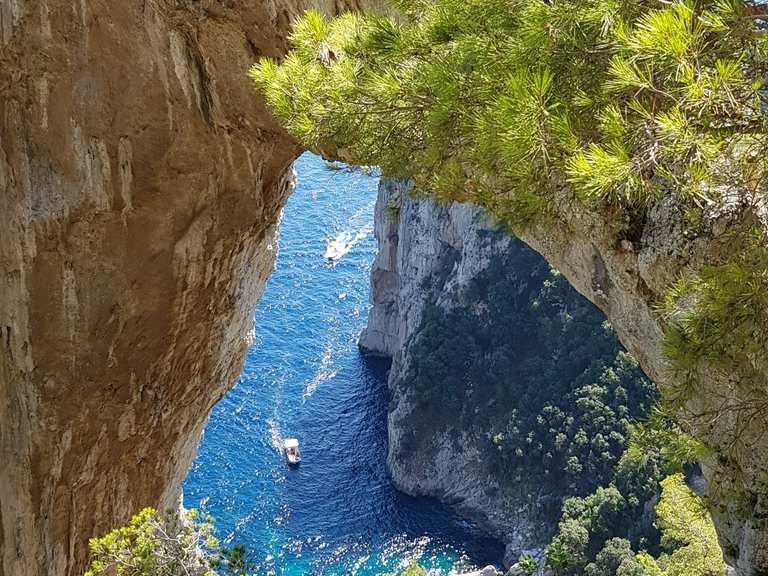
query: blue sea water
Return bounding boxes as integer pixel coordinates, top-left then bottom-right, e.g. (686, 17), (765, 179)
(183, 153), (504, 575)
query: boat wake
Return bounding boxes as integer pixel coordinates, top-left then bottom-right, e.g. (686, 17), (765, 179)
(324, 225), (373, 262)
(303, 344), (338, 401)
(266, 418), (283, 453)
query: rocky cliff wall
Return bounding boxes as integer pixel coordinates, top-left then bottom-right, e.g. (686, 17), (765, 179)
(361, 180), (543, 554)
(360, 180), (656, 562)
(0, 2), (381, 575)
(359, 178), (488, 357)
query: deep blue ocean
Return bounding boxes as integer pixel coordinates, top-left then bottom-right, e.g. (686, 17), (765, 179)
(184, 153), (504, 575)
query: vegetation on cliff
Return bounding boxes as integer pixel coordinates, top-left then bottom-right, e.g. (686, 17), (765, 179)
(545, 471), (726, 576)
(401, 234), (656, 498)
(641, 474), (726, 576)
(251, 0), (765, 221)
(84, 508), (252, 576)
(543, 419), (717, 575)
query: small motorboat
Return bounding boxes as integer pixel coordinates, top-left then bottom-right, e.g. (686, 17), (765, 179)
(324, 232), (351, 261)
(283, 438), (301, 465)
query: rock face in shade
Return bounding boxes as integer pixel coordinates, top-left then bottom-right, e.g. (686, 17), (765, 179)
(360, 181), (528, 546)
(360, 179), (655, 558)
(0, 1), (383, 574)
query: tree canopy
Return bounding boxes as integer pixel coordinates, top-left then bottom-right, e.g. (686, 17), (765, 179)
(638, 473), (726, 576)
(252, 0), (767, 227)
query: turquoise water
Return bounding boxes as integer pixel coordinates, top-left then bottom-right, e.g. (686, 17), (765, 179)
(183, 153), (504, 575)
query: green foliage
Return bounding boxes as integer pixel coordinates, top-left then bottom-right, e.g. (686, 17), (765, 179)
(624, 410), (708, 476)
(85, 508), (251, 576)
(85, 508), (218, 576)
(546, 470), (727, 575)
(546, 536), (585, 575)
(584, 538), (645, 576)
(641, 474), (727, 576)
(547, 468), (727, 575)
(544, 413), (702, 575)
(399, 236), (656, 505)
(252, 0), (767, 227)
(546, 486), (630, 574)
(518, 554), (539, 575)
(214, 544), (256, 576)
(660, 232), (768, 407)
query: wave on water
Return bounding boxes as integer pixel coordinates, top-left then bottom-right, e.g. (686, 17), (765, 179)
(303, 344), (338, 401)
(267, 417), (284, 453)
(324, 226), (373, 262)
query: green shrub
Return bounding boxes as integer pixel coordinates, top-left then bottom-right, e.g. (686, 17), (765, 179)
(640, 474), (727, 576)
(584, 538), (645, 576)
(661, 233), (768, 408)
(85, 508), (252, 576)
(518, 554), (539, 575)
(85, 508), (217, 576)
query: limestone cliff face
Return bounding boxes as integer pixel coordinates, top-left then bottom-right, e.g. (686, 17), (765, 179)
(360, 180), (655, 560)
(359, 179), (489, 357)
(360, 180), (543, 552)
(0, 2), (378, 575)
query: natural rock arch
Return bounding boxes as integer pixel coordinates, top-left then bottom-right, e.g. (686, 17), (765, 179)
(1, 1), (765, 576)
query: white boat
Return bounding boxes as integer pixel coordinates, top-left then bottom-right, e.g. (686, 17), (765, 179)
(324, 232), (352, 261)
(283, 438), (301, 465)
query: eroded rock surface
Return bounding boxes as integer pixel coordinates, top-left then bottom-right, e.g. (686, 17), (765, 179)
(0, 1), (378, 574)
(361, 181), (543, 550)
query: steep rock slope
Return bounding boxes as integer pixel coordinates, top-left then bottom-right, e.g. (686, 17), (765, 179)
(361, 180), (655, 559)
(0, 1), (380, 575)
